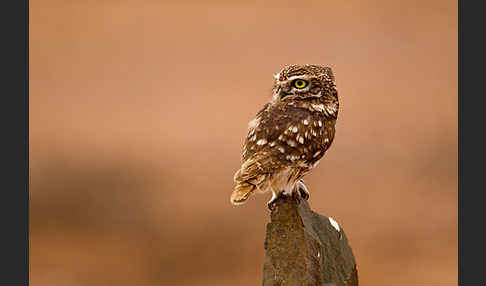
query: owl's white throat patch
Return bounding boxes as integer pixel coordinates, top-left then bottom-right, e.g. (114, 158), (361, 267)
(325, 102), (338, 115)
(311, 103), (325, 112)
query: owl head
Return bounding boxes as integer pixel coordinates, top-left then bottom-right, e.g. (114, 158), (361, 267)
(272, 64), (338, 104)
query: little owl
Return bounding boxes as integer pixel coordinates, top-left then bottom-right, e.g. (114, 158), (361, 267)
(230, 64), (339, 209)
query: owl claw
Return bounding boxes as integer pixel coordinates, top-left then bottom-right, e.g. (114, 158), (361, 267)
(296, 180), (310, 200)
(267, 191), (279, 210)
(267, 200), (276, 211)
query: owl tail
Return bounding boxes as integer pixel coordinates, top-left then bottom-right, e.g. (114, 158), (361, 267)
(230, 182), (256, 205)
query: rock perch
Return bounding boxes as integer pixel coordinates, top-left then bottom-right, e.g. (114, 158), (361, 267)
(263, 194), (358, 286)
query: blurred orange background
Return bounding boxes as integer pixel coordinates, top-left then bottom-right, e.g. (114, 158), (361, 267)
(30, 0), (457, 285)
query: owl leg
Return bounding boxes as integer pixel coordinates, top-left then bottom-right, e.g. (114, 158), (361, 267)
(296, 180), (310, 200)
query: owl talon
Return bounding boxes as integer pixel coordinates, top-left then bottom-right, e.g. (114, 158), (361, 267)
(267, 191), (279, 210)
(299, 189), (309, 200)
(267, 201), (276, 211)
(296, 180), (310, 200)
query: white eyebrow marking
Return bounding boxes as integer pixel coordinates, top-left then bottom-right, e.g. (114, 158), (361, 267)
(286, 75), (308, 81)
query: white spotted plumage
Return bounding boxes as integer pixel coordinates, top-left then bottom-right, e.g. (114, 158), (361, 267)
(231, 64), (339, 208)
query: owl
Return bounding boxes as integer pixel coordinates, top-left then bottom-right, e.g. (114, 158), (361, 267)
(230, 64), (339, 209)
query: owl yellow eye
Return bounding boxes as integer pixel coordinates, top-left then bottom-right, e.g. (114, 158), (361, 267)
(293, 79), (308, 89)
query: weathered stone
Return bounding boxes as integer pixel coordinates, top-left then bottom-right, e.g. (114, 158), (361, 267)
(263, 195), (358, 286)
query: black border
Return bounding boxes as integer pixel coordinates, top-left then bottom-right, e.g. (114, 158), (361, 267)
(1, 0), (29, 284)
(26, 0), (30, 283)
(458, 0), (462, 285)
(460, 0), (483, 285)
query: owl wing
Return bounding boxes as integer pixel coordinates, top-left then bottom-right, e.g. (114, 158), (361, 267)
(231, 101), (336, 206)
(234, 103), (278, 190)
(237, 103), (332, 185)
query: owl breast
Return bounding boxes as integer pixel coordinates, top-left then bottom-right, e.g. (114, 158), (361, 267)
(243, 101), (336, 175)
